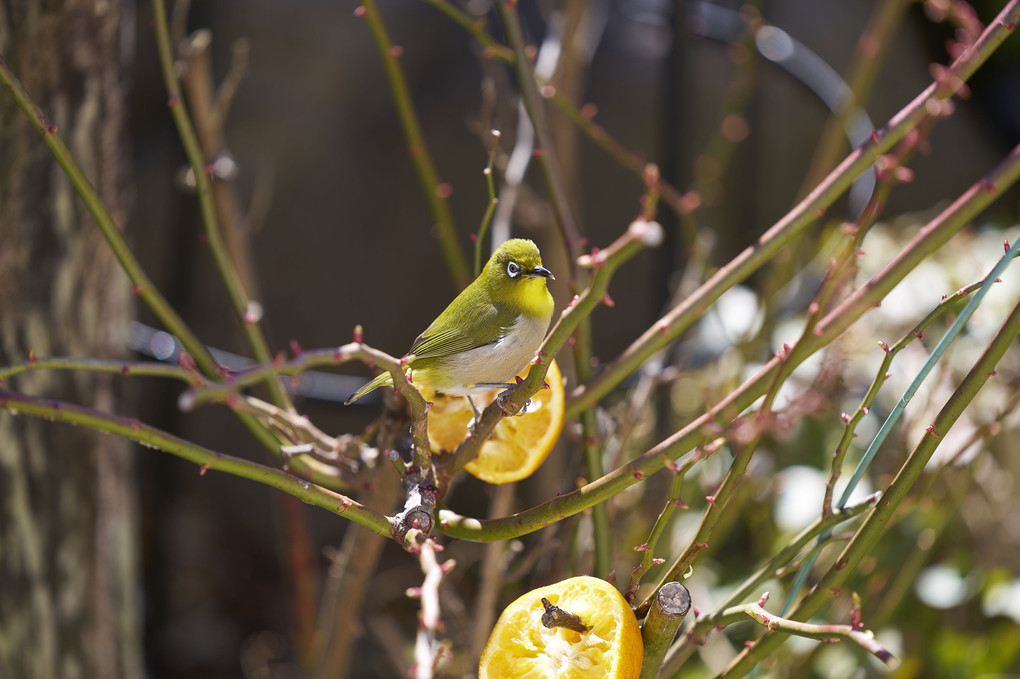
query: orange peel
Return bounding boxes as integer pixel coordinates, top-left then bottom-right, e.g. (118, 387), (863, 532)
(479, 575), (644, 678)
(426, 359), (564, 484)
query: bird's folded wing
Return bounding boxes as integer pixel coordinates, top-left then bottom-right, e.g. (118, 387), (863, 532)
(409, 303), (506, 358)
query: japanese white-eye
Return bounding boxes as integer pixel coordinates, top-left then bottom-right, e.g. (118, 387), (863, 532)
(345, 238), (555, 405)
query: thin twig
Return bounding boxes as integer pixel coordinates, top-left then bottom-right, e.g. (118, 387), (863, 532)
(440, 140), (1020, 542)
(723, 292), (1020, 677)
(420, 0), (697, 221)
(660, 494), (879, 673)
(0, 389), (393, 536)
(408, 539), (454, 678)
(568, 6), (1020, 415)
(823, 279), (986, 516)
(358, 0), (470, 288)
(494, 0), (583, 262)
(474, 130), (501, 277)
(438, 218), (664, 486)
(0, 52), (219, 377)
(0, 356), (188, 383)
(151, 0), (293, 411)
(625, 453), (693, 602)
(745, 593), (898, 667)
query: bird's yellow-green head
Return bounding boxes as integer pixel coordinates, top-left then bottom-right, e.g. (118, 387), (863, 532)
(478, 238), (555, 320)
(344, 238), (555, 404)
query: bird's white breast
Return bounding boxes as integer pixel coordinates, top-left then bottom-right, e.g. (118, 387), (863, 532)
(432, 313), (548, 396)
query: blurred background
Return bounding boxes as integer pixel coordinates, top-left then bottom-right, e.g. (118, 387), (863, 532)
(3, 0), (1019, 677)
(128, 1), (1020, 677)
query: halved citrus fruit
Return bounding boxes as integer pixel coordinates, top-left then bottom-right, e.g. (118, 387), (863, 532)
(479, 575), (644, 678)
(425, 359), (564, 484)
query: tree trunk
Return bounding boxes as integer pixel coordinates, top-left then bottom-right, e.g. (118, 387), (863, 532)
(0, 2), (141, 678)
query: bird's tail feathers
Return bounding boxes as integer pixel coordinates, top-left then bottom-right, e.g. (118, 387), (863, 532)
(344, 371), (393, 405)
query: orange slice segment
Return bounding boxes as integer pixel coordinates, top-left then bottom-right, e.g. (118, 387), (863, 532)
(426, 359), (564, 484)
(479, 575), (644, 678)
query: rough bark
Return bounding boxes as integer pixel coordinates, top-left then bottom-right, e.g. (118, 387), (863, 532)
(0, 1), (141, 678)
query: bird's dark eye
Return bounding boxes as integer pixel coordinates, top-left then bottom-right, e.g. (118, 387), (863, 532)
(507, 261), (520, 278)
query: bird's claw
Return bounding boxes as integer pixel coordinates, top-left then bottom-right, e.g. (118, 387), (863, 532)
(496, 389), (531, 417)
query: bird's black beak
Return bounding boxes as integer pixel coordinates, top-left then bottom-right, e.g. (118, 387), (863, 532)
(528, 265), (555, 280)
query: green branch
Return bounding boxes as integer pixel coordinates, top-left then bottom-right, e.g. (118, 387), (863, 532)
(474, 131), (500, 277)
(0, 356), (188, 383)
(440, 139), (1020, 542)
(359, 0), (470, 288)
(438, 219), (664, 486)
(0, 389), (393, 537)
(567, 4), (1020, 415)
(721, 289), (1020, 677)
(420, 0), (697, 221)
(660, 494), (878, 673)
(745, 593), (898, 667)
(151, 0), (293, 412)
(494, 0), (583, 261)
(0, 53), (219, 378)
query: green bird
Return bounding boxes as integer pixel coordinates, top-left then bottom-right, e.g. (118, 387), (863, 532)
(345, 238), (555, 406)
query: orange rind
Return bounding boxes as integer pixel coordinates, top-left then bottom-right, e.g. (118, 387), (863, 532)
(479, 575), (644, 678)
(426, 360), (564, 484)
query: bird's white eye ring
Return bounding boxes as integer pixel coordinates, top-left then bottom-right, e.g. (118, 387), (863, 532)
(507, 261), (520, 277)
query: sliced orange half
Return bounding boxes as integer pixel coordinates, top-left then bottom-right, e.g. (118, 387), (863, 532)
(425, 359), (564, 484)
(479, 575), (644, 678)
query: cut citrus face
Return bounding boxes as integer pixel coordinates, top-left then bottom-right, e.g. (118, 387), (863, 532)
(425, 359), (564, 484)
(479, 575), (644, 679)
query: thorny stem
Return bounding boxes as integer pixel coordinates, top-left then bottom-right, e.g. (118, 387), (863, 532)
(645, 437), (759, 613)
(721, 293), (1020, 677)
(439, 140), (1020, 542)
(798, 0), (912, 195)
(823, 279), (986, 516)
(645, 211), (862, 612)
(567, 3), (1020, 417)
(181, 339), (436, 534)
(757, 119), (913, 416)
(626, 453), (694, 602)
(438, 219), (664, 487)
(583, 177), (663, 581)
(410, 539), (453, 678)
(0, 356), (188, 383)
(0, 358), (352, 492)
(494, 0), (583, 263)
(774, 138), (921, 517)
(419, 0), (514, 62)
(0, 389), (393, 536)
(0, 52), (219, 378)
(0, 7), (304, 482)
(420, 0), (698, 222)
(178, 30), (259, 295)
(784, 233), (1020, 616)
(660, 494), (879, 674)
(745, 593), (898, 667)
(868, 393), (1020, 626)
(181, 343), (410, 409)
(358, 0), (470, 288)
(474, 131), (501, 277)
(546, 89), (695, 221)
(152, 0), (294, 412)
